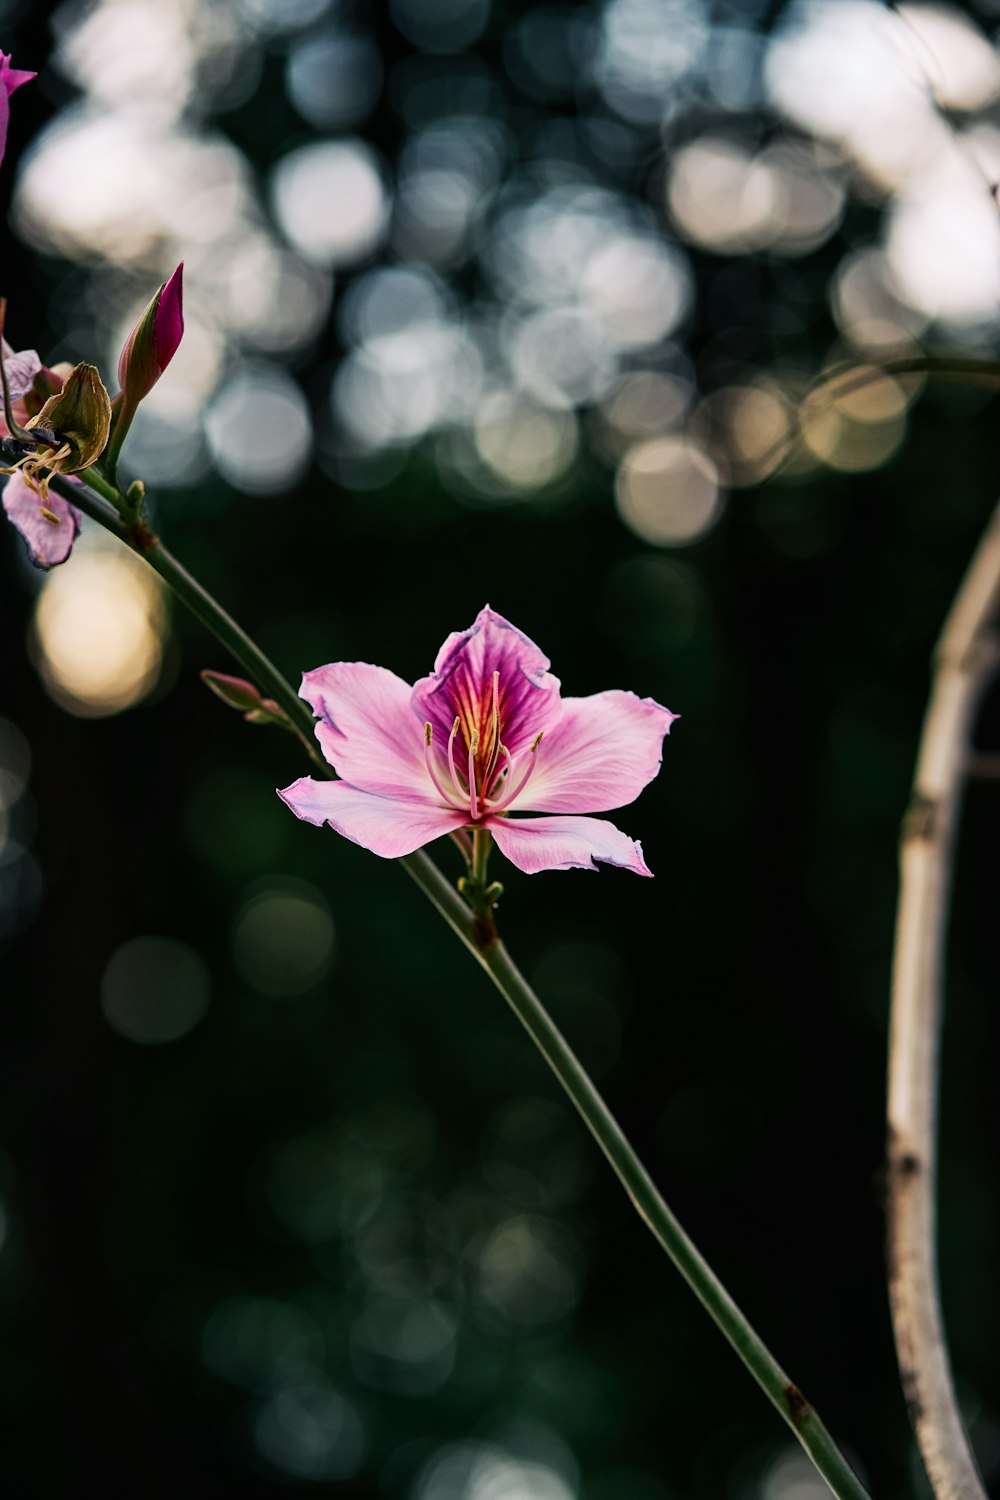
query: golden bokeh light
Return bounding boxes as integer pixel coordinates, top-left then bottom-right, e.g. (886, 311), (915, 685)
(698, 379), (793, 486)
(798, 367), (909, 473)
(614, 436), (722, 547)
(30, 538), (168, 718)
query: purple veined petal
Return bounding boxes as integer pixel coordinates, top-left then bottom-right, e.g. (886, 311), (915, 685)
(0, 341), (42, 403)
(2, 471), (81, 569)
(508, 691), (678, 815)
(0, 53), (35, 171)
(300, 661), (432, 798)
(485, 813), (653, 876)
(278, 777), (469, 858)
(411, 604), (563, 768)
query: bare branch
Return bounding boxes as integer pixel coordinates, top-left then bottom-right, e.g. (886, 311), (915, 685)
(887, 501), (1000, 1500)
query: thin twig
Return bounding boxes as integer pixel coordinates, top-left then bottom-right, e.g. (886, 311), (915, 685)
(886, 500), (1000, 1500)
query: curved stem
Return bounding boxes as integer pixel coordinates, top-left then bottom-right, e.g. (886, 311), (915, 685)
(886, 501), (1000, 1500)
(461, 933), (870, 1500)
(49, 470), (870, 1500)
(758, 355), (1000, 478)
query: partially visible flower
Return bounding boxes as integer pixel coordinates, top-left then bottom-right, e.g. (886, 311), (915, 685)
(108, 264), (184, 465)
(2, 469), (80, 569)
(1, 362), (110, 569)
(25, 361), (112, 472)
(0, 339), (41, 427)
(0, 52), (35, 171)
(0, 346), (71, 438)
(279, 606), (677, 876)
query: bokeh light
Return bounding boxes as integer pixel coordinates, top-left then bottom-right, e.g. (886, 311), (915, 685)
(204, 365), (312, 495)
(30, 535), (167, 717)
(100, 935), (211, 1044)
(231, 876), (336, 996)
(615, 437), (722, 546)
(271, 140), (388, 268)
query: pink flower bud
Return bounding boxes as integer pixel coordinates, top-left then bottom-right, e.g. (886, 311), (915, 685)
(117, 263), (184, 409)
(1, 52), (35, 171)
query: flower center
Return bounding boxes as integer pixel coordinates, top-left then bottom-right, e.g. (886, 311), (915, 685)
(422, 670), (543, 821)
(1, 439), (74, 511)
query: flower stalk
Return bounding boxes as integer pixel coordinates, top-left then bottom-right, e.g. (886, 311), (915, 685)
(44, 467), (874, 1500)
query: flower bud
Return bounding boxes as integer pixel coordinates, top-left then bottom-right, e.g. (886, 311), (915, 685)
(26, 362), (112, 472)
(200, 670), (291, 731)
(1, 52), (36, 171)
(201, 671), (265, 713)
(117, 263), (184, 410)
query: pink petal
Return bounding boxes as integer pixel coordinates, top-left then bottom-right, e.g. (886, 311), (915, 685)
(300, 661), (432, 798)
(1, 341), (41, 403)
(153, 262), (184, 369)
(411, 604), (563, 760)
(0, 53), (35, 170)
(3, 472), (81, 569)
(278, 777), (468, 858)
(510, 691), (677, 814)
(485, 814), (653, 876)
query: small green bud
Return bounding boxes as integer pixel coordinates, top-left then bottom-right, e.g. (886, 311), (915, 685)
(200, 671), (264, 712)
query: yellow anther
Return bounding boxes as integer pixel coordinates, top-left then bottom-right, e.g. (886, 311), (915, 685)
(424, 721), (433, 745)
(530, 731), (544, 753)
(39, 506), (61, 526)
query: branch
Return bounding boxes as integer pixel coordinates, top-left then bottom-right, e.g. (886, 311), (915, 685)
(886, 500), (1000, 1500)
(49, 470), (872, 1500)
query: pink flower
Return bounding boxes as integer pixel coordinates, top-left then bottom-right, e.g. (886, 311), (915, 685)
(279, 606), (677, 876)
(0, 339), (41, 424)
(2, 470), (81, 569)
(0, 52), (35, 171)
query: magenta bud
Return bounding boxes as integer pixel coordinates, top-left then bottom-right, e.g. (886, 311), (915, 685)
(200, 671), (263, 712)
(117, 262), (184, 409)
(1, 53), (36, 172)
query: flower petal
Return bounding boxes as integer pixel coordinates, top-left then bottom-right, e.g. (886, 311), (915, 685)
(278, 777), (468, 858)
(411, 604), (563, 760)
(0, 341), (41, 404)
(300, 661), (430, 797)
(486, 814), (652, 876)
(510, 691), (677, 814)
(2, 472), (81, 569)
(0, 52), (35, 171)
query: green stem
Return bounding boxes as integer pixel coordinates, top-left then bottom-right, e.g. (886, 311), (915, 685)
(469, 935), (871, 1500)
(47, 470), (871, 1500)
(471, 826), (492, 885)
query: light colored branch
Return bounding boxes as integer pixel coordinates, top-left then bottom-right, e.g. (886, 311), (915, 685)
(886, 500), (1000, 1500)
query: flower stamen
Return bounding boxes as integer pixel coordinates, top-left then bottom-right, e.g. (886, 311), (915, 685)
(467, 730), (480, 819)
(447, 715), (463, 803)
(485, 732), (544, 813)
(423, 722), (466, 810)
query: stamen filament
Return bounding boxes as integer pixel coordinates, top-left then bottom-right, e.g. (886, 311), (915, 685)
(467, 730), (480, 820)
(485, 732), (543, 813)
(447, 716), (463, 804)
(483, 670), (501, 785)
(423, 722), (466, 810)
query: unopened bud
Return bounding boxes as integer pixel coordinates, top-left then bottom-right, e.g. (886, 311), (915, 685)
(117, 263), (184, 410)
(200, 671), (264, 712)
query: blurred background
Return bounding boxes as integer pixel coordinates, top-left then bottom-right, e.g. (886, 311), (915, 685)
(1, 0), (999, 1494)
